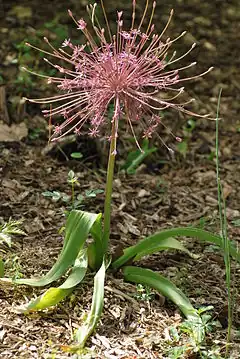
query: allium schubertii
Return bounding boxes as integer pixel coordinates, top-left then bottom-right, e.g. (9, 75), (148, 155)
(6, 3), (217, 348)
(25, 0), (212, 152)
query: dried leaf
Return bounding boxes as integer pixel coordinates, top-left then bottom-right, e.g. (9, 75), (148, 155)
(0, 122), (28, 142)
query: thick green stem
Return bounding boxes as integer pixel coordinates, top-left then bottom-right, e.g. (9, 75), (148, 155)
(102, 98), (119, 254)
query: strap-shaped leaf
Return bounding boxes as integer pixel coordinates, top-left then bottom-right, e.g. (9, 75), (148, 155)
(88, 213), (103, 270)
(123, 266), (198, 320)
(133, 237), (192, 261)
(0, 210), (99, 286)
(123, 141), (157, 174)
(17, 249), (88, 313)
(112, 227), (240, 269)
(123, 266), (206, 343)
(72, 259), (106, 350)
(90, 213), (102, 244)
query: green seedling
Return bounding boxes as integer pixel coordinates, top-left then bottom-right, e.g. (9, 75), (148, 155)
(28, 127), (45, 140)
(0, 219), (26, 248)
(42, 170), (103, 213)
(232, 219), (240, 227)
(122, 138), (157, 174)
(177, 118), (196, 157)
(166, 306), (223, 359)
(134, 283), (155, 301)
(5, 255), (24, 280)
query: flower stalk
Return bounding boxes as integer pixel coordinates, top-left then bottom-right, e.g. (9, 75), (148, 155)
(102, 97), (119, 254)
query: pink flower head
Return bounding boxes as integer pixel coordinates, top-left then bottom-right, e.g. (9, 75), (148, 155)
(25, 1), (212, 149)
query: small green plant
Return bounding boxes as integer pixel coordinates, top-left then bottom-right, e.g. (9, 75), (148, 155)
(177, 118), (196, 158)
(197, 215), (217, 231)
(67, 169), (80, 209)
(28, 127), (45, 140)
(208, 150), (215, 161)
(122, 138), (157, 174)
(42, 170), (104, 212)
(134, 283), (155, 301)
(0, 219), (25, 278)
(0, 219), (26, 248)
(5, 255), (24, 280)
(42, 190), (71, 202)
(165, 306), (223, 359)
(232, 219), (240, 227)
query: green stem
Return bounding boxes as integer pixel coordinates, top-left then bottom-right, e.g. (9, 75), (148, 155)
(102, 98), (119, 254)
(72, 182), (75, 209)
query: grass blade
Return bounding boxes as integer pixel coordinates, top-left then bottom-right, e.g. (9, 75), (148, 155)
(215, 89), (232, 356)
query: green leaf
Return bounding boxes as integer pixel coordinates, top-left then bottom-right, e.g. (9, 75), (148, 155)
(42, 191), (54, 197)
(18, 249), (88, 312)
(77, 194), (84, 201)
(23, 287), (73, 312)
(123, 266), (198, 320)
(90, 213), (102, 244)
(0, 259), (4, 277)
(133, 237), (192, 261)
(0, 219), (26, 247)
(177, 140), (188, 157)
(85, 189), (104, 198)
(112, 227), (240, 269)
(68, 170), (75, 179)
(232, 219), (240, 227)
(42, 191), (62, 201)
(88, 214), (103, 270)
(0, 210), (99, 287)
(70, 152), (83, 159)
(122, 139), (157, 174)
(67, 170), (78, 184)
(72, 259), (106, 350)
(184, 118), (196, 133)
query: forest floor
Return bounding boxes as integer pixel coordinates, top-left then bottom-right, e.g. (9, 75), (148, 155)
(0, 0), (240, 358)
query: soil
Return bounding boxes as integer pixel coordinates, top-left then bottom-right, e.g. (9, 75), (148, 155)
(0, 0), (240, 358)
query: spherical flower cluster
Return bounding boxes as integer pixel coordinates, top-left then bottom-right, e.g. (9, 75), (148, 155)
(24, 0), (212, 150)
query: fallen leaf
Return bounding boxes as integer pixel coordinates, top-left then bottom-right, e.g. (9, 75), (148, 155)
(0, 122), (28, 142)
